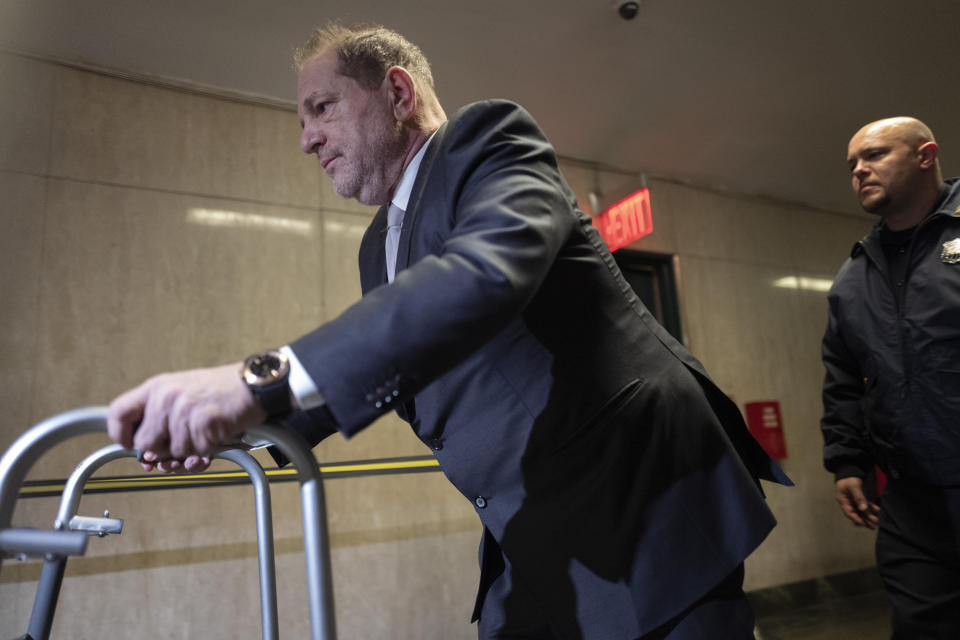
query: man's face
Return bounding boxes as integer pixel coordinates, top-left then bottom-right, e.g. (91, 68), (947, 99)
(846, 123), (923, 216)
(298, 48), (406, 206)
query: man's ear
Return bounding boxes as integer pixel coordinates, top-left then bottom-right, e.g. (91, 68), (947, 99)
(917, 141), (939, 170)
(384, 66), (417, 122)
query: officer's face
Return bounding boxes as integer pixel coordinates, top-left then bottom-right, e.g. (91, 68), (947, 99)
(847, 124), (924, 216)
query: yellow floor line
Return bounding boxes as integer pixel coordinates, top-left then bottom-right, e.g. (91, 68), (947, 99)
(18, 458), (441, 496)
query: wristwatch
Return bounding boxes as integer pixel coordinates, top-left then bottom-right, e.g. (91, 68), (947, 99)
(241, 349), (292, 419)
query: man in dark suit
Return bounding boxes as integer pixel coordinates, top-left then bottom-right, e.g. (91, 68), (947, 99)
(109, 23), (789, 640)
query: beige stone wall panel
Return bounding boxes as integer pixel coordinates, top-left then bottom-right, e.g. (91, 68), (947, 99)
(48, 67), (319, 209)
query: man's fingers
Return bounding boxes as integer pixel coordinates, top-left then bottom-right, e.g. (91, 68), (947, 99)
(183, 456), (212, 473)
(156, 459), (183, 473)
(847, 485), (867, 509)
(835, 478), (879, 528)
(133, 417), (170, 458)
(846, 486), (879, 529)
(138, 450), (158, 472)
(134, 383), (173, 457)
(863, 501), (881, 528)
(840, 496), (878, 529)
(107, 384), (149, 449)
(109, 362), (260, 460)
(840, 500), (865, 526)
(137, 451), (211, 474)
(154, 455), (213, 474)
(168, 415), (197, 461)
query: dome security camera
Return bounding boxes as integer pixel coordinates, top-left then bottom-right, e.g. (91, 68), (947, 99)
(619, 1), (640, 20)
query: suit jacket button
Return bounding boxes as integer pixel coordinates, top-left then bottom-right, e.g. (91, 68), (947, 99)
(375, 401), (383, 409)
(429, 438), (443, 451)
(475, 496), (487, 509)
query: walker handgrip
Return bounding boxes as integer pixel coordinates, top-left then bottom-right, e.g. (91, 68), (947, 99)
(0, 528), (89, 558)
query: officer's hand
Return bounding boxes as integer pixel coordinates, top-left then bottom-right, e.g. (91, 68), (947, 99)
(835, 476), (880, 529)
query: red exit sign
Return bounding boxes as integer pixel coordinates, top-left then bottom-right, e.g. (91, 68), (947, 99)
(591, 188), (653, 252)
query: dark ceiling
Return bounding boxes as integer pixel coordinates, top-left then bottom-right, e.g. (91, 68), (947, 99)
(3, 0), (959, 215)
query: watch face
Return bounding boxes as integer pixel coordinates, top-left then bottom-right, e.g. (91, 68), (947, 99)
(243, 350), (290, 386)
(250, 354), (280, 377)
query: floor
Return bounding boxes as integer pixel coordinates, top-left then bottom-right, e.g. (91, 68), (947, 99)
(748, 568), (891, 640)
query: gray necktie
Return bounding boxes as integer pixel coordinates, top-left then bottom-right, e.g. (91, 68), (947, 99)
(385, 203), (404, 282)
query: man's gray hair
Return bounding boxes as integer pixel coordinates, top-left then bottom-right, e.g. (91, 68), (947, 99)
(294, 23), (436, 94)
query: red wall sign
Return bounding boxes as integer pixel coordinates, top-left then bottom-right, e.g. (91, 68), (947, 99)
(591, 188), (653, 252)
(744, 401), (787, 460)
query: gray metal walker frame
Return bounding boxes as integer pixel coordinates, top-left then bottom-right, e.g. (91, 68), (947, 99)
(0, 407), (337, 640)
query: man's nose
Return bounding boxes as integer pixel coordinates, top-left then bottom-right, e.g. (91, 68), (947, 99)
(301, 125), (324, 155)
(851, 160), (869, 180)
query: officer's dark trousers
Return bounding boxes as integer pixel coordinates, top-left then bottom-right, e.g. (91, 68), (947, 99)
(876, 479), (960, 639)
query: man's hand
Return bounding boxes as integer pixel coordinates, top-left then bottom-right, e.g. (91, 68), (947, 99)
(835, 476), (881, 529)
(107, 363), (267, 464)
(138, 450), (212, 474)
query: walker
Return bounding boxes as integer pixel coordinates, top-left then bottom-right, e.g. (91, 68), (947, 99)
(0, 407), (336, 639)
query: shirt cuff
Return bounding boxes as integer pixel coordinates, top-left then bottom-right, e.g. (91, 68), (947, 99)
(280, 345), (325, 410)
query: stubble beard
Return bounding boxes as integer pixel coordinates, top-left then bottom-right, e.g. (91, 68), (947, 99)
(336, 119), (408, 206)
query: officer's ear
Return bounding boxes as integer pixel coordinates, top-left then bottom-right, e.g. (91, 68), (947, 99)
(917, 141), (939, 170)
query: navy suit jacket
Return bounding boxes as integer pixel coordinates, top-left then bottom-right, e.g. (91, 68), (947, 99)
(288, 100), (790, 639)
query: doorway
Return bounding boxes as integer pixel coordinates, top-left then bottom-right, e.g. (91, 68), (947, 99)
(613, 250), (683, 342)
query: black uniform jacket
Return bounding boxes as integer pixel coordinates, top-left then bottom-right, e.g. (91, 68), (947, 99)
(822, 178), (960, 486)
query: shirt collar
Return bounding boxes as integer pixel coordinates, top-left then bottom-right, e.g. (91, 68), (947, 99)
(391, 131), (437, 211)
